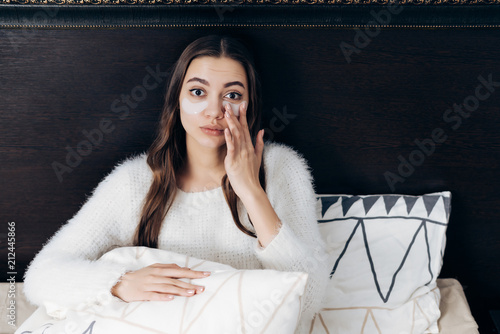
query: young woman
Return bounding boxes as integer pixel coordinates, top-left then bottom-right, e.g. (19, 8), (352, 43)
(22, 34), (330, 333)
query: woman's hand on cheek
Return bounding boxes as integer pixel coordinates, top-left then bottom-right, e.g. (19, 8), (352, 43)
(223, 102), (265, 200)
(111, 263), (211, 302)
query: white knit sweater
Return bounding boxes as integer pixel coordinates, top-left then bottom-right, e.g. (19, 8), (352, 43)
(23, 141), (330, 333)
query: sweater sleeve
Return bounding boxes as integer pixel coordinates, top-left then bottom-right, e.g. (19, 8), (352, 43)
(252, 142), (330, 332)
(22, 159), (137, 312)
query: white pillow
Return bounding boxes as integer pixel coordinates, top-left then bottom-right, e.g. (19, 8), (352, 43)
(16, 246), (308, 334)
(311, 191), (451, 334)
(0, 283), (37, 334)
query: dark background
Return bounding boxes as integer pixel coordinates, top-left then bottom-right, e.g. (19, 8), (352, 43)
(1, 14), (499, 333)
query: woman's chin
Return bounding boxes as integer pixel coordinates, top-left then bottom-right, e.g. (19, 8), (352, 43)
(198, 137), (226, 150)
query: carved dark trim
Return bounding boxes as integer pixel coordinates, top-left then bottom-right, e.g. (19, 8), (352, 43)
(1, 0), (500, 4)
(1, 3), (500, 27)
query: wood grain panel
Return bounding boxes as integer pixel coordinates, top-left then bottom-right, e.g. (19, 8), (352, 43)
(1, 28), (499, 332)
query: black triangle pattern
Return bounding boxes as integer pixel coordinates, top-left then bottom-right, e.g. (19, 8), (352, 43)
(423, 196), (440, 217)
(383, 196), (400, 214)
(403, 196), (418, 214)
(342, 196), (360, 216)
(443, 196), (451, 219)
(318, 194), (450, 217)
(362, 196), (380, 214)
(329, 218), (434, 303)
(320, 196), (341, 217)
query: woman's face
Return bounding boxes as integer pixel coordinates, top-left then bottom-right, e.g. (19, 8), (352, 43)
(179, 56), (249, 151)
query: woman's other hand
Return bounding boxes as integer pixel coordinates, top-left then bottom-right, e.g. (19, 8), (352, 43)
(224, 102), (265, 200)
(111, 263), (211, 302)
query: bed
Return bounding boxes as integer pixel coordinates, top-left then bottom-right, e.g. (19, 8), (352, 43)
(0, 2), (499, 333)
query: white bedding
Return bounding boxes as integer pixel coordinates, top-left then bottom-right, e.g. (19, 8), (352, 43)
(4, 247), (308, 334)
(1, 278), (478, 334)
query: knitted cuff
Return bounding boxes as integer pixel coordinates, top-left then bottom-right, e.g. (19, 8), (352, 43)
(253, 221), (310, 271)
(23, 256), (128, 313)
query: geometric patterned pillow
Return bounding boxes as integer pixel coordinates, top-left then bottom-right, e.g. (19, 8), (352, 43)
(15, 247), (308, 334)
(312, 191), (451, 334)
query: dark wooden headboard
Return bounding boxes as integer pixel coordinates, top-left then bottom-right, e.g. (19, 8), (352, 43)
(1, 3), (499, 332)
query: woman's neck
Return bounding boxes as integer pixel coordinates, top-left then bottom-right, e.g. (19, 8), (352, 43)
(179, 140), (227, 192)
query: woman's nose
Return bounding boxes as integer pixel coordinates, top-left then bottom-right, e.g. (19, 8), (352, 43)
(204, 99), (225, 119)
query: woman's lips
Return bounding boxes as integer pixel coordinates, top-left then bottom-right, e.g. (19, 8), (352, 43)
(201, 127), (225, 136)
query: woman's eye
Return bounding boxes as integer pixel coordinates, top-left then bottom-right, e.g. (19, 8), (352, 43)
(190, 89), (205, 97)
(225, 92), (242, 100)
(189, 89), (241, 100)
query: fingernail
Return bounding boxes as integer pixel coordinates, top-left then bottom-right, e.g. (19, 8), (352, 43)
(241, 101), (246, 110)
(187, 290), (195, 294)
(203, 271), (211, 276)
(225, 111), (230, 118)
(165, 295), (174, 300)
(198, 287), (205, 293)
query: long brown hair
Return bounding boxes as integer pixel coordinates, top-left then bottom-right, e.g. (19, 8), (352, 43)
(134, 35), (265, 248)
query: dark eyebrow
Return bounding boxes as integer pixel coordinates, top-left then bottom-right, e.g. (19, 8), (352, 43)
(224, 81), (245, 89)
(186, 77), (245, 89)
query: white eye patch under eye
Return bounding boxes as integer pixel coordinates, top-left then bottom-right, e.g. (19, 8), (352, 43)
(222, 101), (246, 117)
(181, 97), (208, 115)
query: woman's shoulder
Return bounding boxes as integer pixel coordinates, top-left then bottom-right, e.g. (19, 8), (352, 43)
(262, 141), (310, 172)
(262, 141), (314, 186)
(99, 151), (151, 187)
(261, 141), (317, 202)
(113, 151), (149, 171)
